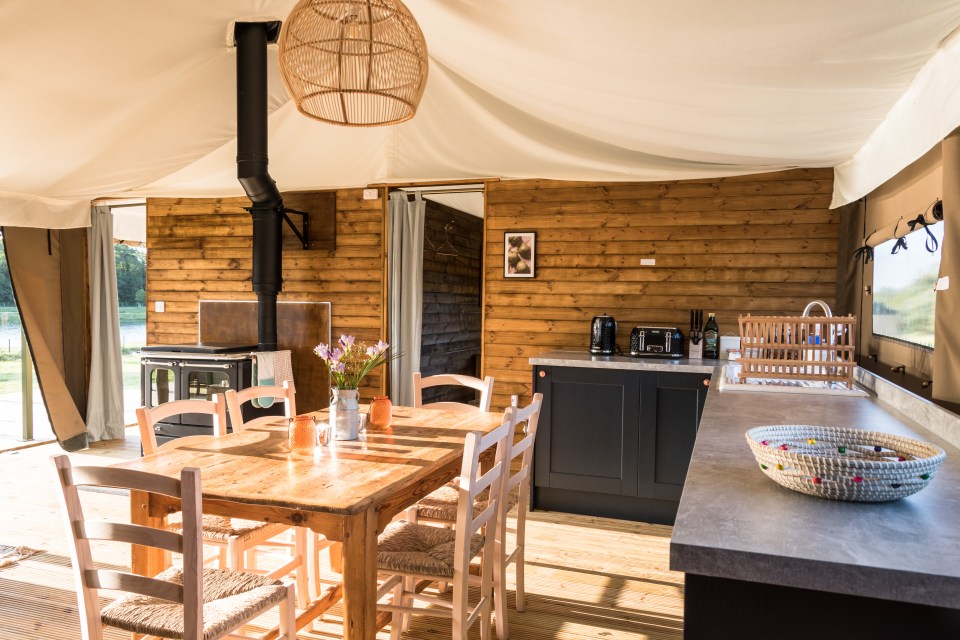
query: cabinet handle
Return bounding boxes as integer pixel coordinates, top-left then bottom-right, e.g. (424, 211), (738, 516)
(538, 370), (547, 378)
(703, 378), (710, 387)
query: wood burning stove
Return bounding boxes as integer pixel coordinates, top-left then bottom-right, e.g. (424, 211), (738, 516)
(140, 343), (284, 448)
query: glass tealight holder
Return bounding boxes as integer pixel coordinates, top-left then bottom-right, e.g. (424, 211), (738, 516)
(289, 414), (317, 454)
(316, 421), (332, 447)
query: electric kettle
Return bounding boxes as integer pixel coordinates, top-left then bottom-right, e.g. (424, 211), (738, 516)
(589, 314), (618, 355)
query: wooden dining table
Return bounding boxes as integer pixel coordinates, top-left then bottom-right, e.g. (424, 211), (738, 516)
(112, 405), (504, 640)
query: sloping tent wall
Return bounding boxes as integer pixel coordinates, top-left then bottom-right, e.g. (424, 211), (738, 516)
(2, 228), (89, 450)
(0, 2), (959, 226)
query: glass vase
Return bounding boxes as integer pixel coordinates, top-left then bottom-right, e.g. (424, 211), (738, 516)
(369, 395), (393, 429)
(330, 388), (361, 440)
(288, 414), (316, 454)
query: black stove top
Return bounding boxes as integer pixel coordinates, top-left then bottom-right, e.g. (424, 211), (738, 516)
(140, 343), (258, 354)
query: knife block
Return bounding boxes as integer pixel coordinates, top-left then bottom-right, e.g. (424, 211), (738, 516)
(688, 340), (703, 359)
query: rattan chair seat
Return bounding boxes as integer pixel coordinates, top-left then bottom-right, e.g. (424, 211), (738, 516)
(166, 514), (284, 543)
(100, 566), (287, 640)
(377, 520), (484, 579)
(414, 482), (519, 523)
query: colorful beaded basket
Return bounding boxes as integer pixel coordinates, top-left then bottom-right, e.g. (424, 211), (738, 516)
(745, 425), (946, 502)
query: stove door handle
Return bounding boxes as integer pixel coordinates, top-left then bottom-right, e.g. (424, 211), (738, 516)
(142, 360), (177, 367)
(191, 363), (233, 370)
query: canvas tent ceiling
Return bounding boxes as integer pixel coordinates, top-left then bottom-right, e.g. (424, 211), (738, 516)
(2, 1), (960, 229)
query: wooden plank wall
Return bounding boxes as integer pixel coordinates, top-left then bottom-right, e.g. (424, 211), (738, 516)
(482, 169), (838, 410)
(145, 188), (387, 401)
(420, 200), (483, 405)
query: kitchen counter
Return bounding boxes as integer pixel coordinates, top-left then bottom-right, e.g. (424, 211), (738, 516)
(671, 368), (960, 638)
(529, 349), (719, 374)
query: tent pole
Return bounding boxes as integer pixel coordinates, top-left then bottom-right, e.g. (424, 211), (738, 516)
(20, 326), (32, 441)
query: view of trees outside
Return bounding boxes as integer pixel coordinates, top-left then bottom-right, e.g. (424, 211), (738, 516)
(872, 223), (943, 349)
(0, 240), (146, 438)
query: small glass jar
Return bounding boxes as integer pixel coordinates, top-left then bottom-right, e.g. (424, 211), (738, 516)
(369, 396), (393, 429)
(288, 414), (317, 454)
(315, 421), (332, 446)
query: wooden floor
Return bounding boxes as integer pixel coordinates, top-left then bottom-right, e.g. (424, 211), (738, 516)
(0, 434), (684, 639)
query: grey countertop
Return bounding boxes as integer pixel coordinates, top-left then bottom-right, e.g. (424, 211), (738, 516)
(670, 374), (960, 608)
(529, 349), (719, 374)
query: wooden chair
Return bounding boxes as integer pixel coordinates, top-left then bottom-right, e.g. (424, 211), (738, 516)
(51, 454), (296, 640)
(413, 372), (495, 412)
(407, 394), (544, 640)
(224, 380), (297, 430)
(224, 381), (331, 601)
(136, 397), (309, 606)
(375, 414), (513, 640)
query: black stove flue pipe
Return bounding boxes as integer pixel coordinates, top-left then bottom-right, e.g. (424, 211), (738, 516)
(235, 21), (283, 352)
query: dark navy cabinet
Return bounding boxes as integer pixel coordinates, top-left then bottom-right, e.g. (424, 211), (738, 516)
(533, 367), (641, 497)
(532, 365), (710, 524)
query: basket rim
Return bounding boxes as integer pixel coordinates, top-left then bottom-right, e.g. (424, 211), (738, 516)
(745, 424), (946, 465)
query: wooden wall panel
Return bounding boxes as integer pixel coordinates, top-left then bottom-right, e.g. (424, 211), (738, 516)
(145, 189), (387, 403)
(481, 169), (839, 410)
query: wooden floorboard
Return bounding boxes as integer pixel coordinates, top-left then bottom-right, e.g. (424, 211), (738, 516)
(0, 435), (684, 639)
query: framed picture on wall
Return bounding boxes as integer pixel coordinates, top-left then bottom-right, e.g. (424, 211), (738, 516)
(504, 231), (536, 278)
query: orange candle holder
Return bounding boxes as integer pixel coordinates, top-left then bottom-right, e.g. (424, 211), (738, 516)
(288, 414), (316, 454)
(369, 396), (392, 429)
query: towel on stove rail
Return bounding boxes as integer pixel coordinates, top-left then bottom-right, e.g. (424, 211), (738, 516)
(251, 350), (293, 408)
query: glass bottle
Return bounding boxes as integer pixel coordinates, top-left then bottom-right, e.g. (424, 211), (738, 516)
(704, 313), (720, 359)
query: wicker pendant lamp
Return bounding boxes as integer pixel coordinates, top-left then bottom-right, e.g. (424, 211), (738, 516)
(278, 0), (428, 127)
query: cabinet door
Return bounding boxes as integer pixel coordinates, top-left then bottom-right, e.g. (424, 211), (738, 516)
(640, 371), (710, 501)
(534, 366), (640, 496)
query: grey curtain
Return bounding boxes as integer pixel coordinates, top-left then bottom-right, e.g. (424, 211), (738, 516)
(388, 191), (425, 406)
(86, 206), (124, 440)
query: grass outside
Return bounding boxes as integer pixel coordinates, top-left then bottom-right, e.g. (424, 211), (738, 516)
(0, 348), (143, 395)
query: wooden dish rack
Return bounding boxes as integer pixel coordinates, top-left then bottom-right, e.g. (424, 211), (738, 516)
(737, 315), (858, 388)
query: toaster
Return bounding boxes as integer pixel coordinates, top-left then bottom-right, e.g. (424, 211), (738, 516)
(629, 326), (683, 357)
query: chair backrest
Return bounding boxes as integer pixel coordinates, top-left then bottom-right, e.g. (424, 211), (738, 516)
(224, 380), (297, 431)
(51, 455), (204, 640)
(413, 373), (494, 412)
(136, 397), (227, 455)
(502, 393), (543, 516)
(453, 414), (513, 580)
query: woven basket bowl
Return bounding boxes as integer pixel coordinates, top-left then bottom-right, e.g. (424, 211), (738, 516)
(745, 425), (946, 502)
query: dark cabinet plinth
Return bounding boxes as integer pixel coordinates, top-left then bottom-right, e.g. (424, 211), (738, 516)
(532, 365), (709, 524)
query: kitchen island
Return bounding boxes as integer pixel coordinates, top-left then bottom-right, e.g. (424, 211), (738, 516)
(671, 369), (960, 638)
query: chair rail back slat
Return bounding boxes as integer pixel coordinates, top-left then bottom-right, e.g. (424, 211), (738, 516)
(76, 521), (183, 553)
(83, 568), (184, 603)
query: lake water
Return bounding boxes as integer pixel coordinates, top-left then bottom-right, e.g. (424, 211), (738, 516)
(0, 313), (145, 352)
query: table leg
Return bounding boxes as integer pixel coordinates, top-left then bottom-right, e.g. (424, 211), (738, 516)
(130, 489), (169, 577)
(341, 507), (378, 640)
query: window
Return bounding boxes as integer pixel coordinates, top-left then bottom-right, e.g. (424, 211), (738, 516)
(872, 223), (943, 349)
